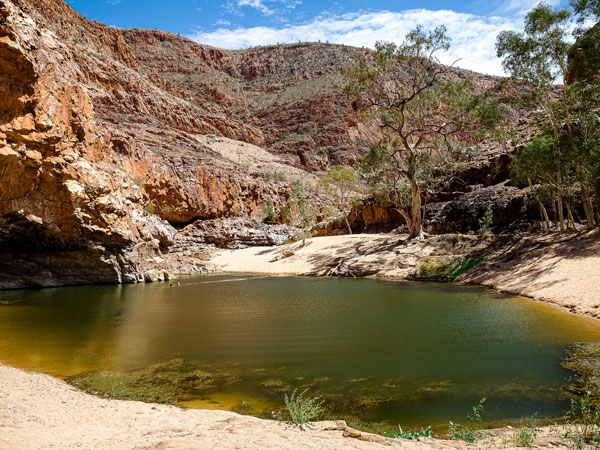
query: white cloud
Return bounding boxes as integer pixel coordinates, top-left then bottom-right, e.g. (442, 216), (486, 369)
(238, 0), (272, 15)
(492, 0), (559, 17)
(188, 9), (523, 76)
(228, 0), (302, 16)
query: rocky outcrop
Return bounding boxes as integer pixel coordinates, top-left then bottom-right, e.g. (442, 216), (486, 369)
(0, 0), (179, 287)
(0, 0), (536, 288)
(425, 182), (539, 234)
(173, 218), (298, 250)
(0, 0), (311, 287)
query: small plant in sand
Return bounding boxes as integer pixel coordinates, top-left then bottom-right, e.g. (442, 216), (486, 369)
(563, 381), (600, 449)
(513, 414), (538, 447)
(396, 425), (433, 440)
(284, 388), (324, 424)
(449, 397), (486, 443)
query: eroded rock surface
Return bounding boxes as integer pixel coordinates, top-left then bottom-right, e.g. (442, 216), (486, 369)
(0, 0), (537, 288)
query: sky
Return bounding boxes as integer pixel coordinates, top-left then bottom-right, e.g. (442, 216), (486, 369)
(63, 0), (564, 76)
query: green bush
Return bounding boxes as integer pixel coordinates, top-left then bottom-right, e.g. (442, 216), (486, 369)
(144, 204), (155, 215)
(418, 257), (483, 280)
(564, 381), (600, 449)
(449, 397), (486, 443)
(265, 171), (287, 182)
(396, 425), (432, 440)
(284, 388), (324, 424)
(513, 416), (538, 447)
(261, 202), (276, 224)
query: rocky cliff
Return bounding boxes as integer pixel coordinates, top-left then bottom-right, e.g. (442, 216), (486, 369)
(0, 0), (535, 288)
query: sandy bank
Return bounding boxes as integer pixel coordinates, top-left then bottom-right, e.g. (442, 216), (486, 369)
(459, 230), (600, 319)
(210, 233), (489, 279)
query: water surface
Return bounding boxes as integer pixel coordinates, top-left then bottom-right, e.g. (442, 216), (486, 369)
(1, 275), (598, 429)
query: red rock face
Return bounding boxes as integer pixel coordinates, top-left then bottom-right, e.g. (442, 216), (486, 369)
(0, 0), (534, 287)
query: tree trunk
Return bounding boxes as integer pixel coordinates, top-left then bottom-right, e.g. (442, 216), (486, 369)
(581, 186), (596, 228)
(557, 190), (565, 232)
(528, 179), (549, 231)
(567, 204), (576, 230)
(344, 216), (353, 235)
(408, 183), (424, 239)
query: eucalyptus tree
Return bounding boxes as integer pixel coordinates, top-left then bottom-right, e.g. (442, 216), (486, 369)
(496, 3), (576, 229)
(318, 165), (361, 234)
(497, 2), (600, 229)
(571, 0), (600, 20)
(343, 26), (502, 239)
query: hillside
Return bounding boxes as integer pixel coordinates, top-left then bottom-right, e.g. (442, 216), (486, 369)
(0, 0), (535, 288)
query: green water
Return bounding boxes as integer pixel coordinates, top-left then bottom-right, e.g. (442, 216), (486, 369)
(1, 274), (599, 429)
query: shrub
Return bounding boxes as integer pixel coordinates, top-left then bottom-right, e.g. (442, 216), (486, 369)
(265, 171), (287, 182)
(261, 202), (276, 224)
(479, 208), (494, 233)
(514, 416), (538, 447)
(284, 388), (324, 424)
(418, 257), (483, 280)
(449, 397), (486, 443)
(396, 425), (432, 440)
(563, 381), (600, 449)
(144, 204), (155, 215)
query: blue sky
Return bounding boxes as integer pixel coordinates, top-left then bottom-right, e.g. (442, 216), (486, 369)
(64, 0), (563, 75)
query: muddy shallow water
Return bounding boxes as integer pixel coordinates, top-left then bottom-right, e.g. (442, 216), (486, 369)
(1, 275), (599, 429)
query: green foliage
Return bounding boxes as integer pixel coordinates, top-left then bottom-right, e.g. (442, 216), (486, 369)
(261, 201), (276, 224)
(318, 165), (361, 233)
(144, 204), (155, 215)
(343, 25), (499, 238)
(264, 171), (287, 182)
(514, 415), (538, 447)
(496, 4), (571, 89)
(284, 388), (324, 424)
(418, 257), (483, 280)
(281, 180), (316, 228)
(449, 397), (486, 443)
(564, 381), (600, 449)
(569, 24), (600, 82)
(395, 425), (433, 440)
(479, 209), (494, 233)
(498, 2), (600, 230)
(511, 135), (560, 187)
(571, 0), (600, 21)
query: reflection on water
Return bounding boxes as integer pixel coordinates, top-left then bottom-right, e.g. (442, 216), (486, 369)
(1, 275), (599, 428)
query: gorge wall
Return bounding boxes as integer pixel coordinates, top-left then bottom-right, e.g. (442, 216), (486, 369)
(0, 0), (537, 288)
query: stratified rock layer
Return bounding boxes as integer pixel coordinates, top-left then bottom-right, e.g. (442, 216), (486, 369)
(0, 0), (535, 287)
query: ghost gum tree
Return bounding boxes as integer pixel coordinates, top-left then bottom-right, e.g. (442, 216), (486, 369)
(343, 26), (504, 239)
(498, 2), (600, 230)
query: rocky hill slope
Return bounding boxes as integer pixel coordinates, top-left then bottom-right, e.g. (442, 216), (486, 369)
(0, 0), (535, 288)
